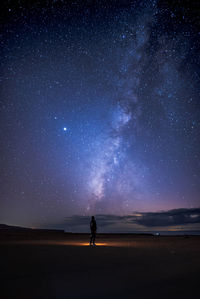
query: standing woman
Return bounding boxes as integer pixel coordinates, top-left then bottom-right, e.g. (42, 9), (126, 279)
(90, 216), (97, 246)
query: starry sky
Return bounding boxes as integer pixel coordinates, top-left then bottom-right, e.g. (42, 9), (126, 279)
(0, 0), (200, 231)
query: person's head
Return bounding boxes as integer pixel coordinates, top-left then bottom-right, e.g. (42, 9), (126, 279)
(91, 216), (95, 220)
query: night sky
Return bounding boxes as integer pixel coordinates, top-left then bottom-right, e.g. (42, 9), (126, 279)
(0, 0), (200, 232)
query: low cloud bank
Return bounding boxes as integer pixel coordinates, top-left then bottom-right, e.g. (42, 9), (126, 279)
(42, 208), (200, 232)
(132, 208), (200, 227)
(63, 208), (200, 229)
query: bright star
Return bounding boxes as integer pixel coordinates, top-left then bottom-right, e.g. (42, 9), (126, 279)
(63, 127), (67, 131)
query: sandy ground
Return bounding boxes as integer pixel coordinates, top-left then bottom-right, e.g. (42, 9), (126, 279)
(0, 234), (200, 299)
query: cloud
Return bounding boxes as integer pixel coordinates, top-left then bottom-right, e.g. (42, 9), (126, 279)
(62, 208), (200, 228)
(41, 208), (200, 232)
(133, 208), (200, 227)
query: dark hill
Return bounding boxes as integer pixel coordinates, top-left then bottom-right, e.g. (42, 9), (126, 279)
(0, 224), (65, 240)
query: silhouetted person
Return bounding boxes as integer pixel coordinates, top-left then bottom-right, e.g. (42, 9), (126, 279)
(90, 216), (97, 246)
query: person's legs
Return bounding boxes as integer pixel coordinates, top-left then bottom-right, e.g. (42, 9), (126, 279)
(90, 231), (96, 246)
(90, 234), (93, 245)
(93, 232), (96, 245)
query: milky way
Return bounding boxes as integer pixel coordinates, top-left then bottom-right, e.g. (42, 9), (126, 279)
(0, 0), (199, 228)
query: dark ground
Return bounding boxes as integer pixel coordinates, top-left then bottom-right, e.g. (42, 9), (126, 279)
(0, 234), (200, 299)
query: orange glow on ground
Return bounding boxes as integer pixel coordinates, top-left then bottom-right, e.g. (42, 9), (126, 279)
(60, 241), (137, 247)
(0, 240), (140, 247)
(80, 242), (107, 246)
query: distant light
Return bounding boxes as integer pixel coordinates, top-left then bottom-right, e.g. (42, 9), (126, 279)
(63, 127), (67, 131)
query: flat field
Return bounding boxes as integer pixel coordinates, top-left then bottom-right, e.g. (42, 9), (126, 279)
(0, 234), (200, 299)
